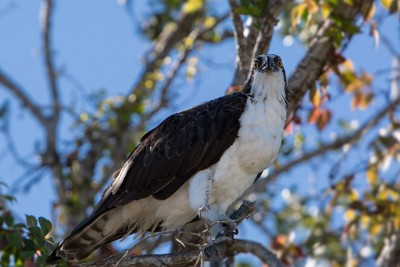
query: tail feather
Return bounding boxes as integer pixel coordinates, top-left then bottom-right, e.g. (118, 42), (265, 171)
(46, 210), (125, 264)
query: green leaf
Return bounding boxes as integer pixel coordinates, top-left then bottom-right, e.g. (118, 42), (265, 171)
(25, 215), (37, 228)
(29, 226), (44, 240)
(236, 262), (253, 267)
(389, 0), (398, 14)
(4, 213), (14, 227)
(7, 232), (23, 248)
(19, 250), (35, 261)
(2, 253), (10, 266)
(24, 239), (36, 251)
(38, 217), (52, 236)
(234, 6), (262, 17)
(344, 23), (360, 34)
(0, 194), (16, 203)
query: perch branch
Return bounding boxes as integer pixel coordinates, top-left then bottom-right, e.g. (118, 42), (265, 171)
(76, 201), (281, 267)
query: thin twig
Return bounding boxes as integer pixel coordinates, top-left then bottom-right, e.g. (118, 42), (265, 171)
(0, 69), (47, 126)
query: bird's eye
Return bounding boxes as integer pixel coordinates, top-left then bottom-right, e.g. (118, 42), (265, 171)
(275, 58), (283, 68)
(253, 60), (259, 70)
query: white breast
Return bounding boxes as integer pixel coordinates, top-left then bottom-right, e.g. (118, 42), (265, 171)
(209, 71), (287, 213)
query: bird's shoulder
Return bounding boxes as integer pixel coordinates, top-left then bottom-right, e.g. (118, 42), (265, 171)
(140, 92), (249, 143)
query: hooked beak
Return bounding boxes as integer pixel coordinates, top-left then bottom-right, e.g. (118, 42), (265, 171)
(260, 57), (279, 73)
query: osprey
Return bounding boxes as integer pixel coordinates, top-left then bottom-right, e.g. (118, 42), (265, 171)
(47, 54), (289, 263)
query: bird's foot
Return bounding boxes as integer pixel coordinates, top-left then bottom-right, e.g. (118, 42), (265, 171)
(199, 207), (238, 239)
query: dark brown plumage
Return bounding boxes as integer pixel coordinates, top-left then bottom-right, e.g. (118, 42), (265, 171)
(47, 91), (250, 263)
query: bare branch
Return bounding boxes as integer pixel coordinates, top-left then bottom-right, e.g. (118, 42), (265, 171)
(229, 0), (248, 82)
(0, 69), (47, 126)
(377, 233), (400, 267)
(251, 0), (293, 59)
(41, 0), (60, 121)
(230, 0), (292, 85)
(129, 7), (203, 94)
(136, 13), (230, 132)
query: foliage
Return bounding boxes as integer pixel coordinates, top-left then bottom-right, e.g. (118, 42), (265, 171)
(0, 0), (399, 266)
(0, 184), (54, 267)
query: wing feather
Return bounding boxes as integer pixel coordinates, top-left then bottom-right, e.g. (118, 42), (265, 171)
(91, 92), (248, 216)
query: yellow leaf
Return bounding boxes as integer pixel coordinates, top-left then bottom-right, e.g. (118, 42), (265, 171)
(347, 79), (363, 93)
(366, 4), (376, 20)
(359, 92), (374, 110)
(361, 72), (373, 85)
(183, 37), (194, 48)
(321, 3), (331, 18)
(394, 216), (400, 230)
(309, 87), (320, 107)
(304, 0), (319, 14)
(343, 60), (355, 71)
(291, 3), (306, 27)
(349, 189), (359, 201)
(273, 160), (281, 169)
(344, 209), (356, 222)
(186, 65), (197, 79)
(360, 215), (371, 228)
(144, 79), (154, 89)
(366, 164), (378, 186)
(377, 188), (399, 201)
(370, 224), (382, 235)
(204, 17), (216, 28)
(183, 0), (204, 14)
(80, 112), (89, 122)
(380, 0), (393, 9)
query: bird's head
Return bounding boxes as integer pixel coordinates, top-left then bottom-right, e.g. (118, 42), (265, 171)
(242, 54), (289, 107)
(254, 54), (285, 74)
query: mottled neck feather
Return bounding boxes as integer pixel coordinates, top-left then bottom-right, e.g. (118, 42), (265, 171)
(242, 69), (254, 94)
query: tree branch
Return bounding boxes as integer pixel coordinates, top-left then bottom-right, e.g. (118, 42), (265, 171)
(76, 201), (282, 267)
(287, 0), (374, 115)
(377, 232), (400, 267)
(129, 6), (203, 94)
(41, 0), (60, 122)
(230, 0), (292, 85)
(0, 69), (47, 126)
(138, 13), (230, 127)
(78, 238), (281, 267)
(251, 0), (291, 60)
(229, 0), (248, 83)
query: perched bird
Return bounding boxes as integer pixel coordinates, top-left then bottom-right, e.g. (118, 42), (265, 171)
(46, 54), (289, 263)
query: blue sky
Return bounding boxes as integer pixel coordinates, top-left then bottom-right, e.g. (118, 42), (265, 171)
(0, 0), (399, 265)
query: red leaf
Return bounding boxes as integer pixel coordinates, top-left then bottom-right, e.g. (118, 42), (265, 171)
(316, 109), (331, 130)
(308, 108), (321, 123)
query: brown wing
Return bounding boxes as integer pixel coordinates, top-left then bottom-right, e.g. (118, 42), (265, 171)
(91, 92), (249, 217)
(46, 92), (249, 263)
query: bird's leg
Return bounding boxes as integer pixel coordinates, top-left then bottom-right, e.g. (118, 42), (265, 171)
(199, 205), (238, 239)
(189, 170), (239, 239)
